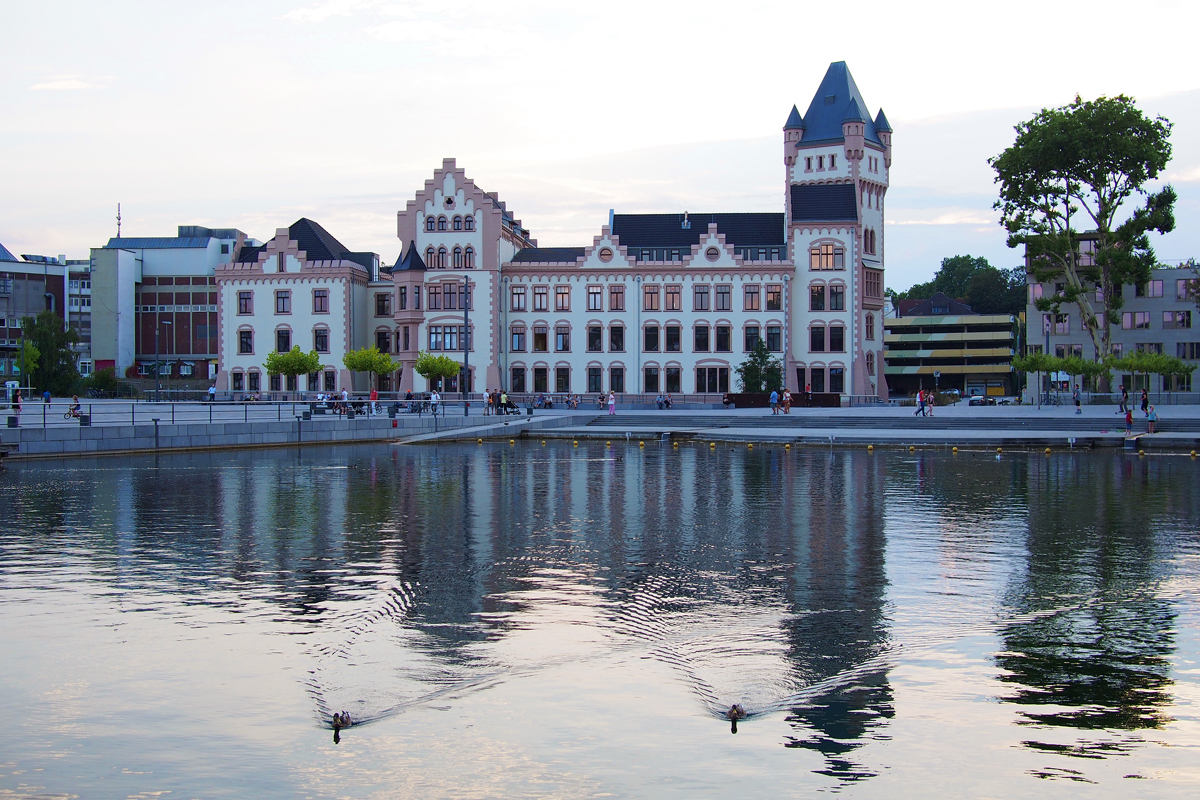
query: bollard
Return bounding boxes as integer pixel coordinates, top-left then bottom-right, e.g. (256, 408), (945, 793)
(302, 411), (312, 421)
(6, 417), (16, 428)
(80, 414), (91, 427)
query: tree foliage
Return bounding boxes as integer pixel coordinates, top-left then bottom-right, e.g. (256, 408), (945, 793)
(734, 339), (783, 393)
(413, 351), (460, 384)
(21, 311), (79, 395)
(990, 94), (1176, 375)
(264, 346), (323, 378)
(14, 340), (40, 379)
(888, 255), (1025, 316)
(343, 346), (398, 382)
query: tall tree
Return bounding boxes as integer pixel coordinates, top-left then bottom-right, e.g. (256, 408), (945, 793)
(343, 346), (399, 387)
(990, 95), (1175, 380)
(264, 346), (323, 390)
(21, 310), (80, 395)
(735, 339), (783, 393)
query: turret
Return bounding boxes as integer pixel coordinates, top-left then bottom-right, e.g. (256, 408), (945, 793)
(782, 105), (804, 167)
(841, 98), (867, 163)
(874, 109), (893, 168)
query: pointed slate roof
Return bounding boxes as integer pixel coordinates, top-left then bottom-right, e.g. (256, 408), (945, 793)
(842, 97), (867, 123)
(288, 217), (353, 262)
(783, 104), (805, 130)
(799, 61), (882, 145)
(390, 241), (426, 272)
(874, 109), (892, 133)
(0, 239), (20, 262)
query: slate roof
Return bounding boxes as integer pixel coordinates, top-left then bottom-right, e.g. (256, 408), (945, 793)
(104, 237), (213, 249)
(237, 218), (376, 270)
(790, 184), (858, 222)
(798, 61), (883, 145)
(784, 105), (805, 130)
(511, 247), (586, 263)
(611, 213), (785, 247)
(900, 292), (975, 317)
(874, 109), (892, 133)
(237, 244), (265, 263)
(0, 240), (19, 262)
(390, 241), (427, 272)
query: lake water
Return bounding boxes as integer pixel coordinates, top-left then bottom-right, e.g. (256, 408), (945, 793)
(1, 443), (1198, 798)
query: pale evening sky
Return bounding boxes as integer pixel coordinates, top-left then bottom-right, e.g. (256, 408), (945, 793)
(2, 0), (1198, 291)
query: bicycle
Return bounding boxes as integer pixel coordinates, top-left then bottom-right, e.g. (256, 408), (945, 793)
(64, 408), (83, 419)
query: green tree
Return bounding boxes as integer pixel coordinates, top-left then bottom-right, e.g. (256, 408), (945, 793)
(343, 346), (399, 387)
(15, 340), (40, 379)
(966, 266), (1027, 315)
(734, 339), (783, 393)
(264, 347), (323, 390)
(990, 95), (1176, 383)
(413, 351), (461, 389)
(21, 311), (80, 395)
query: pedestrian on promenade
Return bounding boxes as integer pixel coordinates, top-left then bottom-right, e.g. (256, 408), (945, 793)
(1073, 384), (1082, 414)
(770, 389), (779, 415)
(1147, 405), (1158, 433)
(42, 389), (51, 404)
(607, 391), (616, 415)
(430, 390), (440, 414)
(1125, 408), (1134, 437)
(485, 390), (493, 416)
(1119, 385), (1128, 413)
(208, 384), (216, 403)
(805, 383), (812, 406)
(499, 391), (508, 415)
(1141, 389), (1149, 417)
(914, 389), (926, 417)
(369, 386), (379, 416)
(12, 390), (19, 417)
(783, 389), (792, 414)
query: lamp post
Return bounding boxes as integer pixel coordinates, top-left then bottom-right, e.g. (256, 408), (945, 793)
(462, 276), (469, 416)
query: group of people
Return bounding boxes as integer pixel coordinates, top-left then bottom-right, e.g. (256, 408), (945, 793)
(482, 389), (515, 415)
(655, 394), (673, 410)
(1116, 385), (1158, 435)
(312, 388), (383, 416)
(913, 388), (936, 417)
(768, 389), (793, 415)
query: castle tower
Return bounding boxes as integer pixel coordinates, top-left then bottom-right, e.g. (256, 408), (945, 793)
(785, 61), (889, 400)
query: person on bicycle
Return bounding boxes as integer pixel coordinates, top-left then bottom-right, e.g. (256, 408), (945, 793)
(67, 395), (82, 418)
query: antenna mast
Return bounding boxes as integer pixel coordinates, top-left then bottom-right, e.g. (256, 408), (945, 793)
(117, 203), (122, 237)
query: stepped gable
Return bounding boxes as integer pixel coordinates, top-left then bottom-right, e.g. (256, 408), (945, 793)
(611, 213), (785, 248)
(511, 247), (586, 263)
(800, 61), (883, 145)
(789, 184), (858, 222)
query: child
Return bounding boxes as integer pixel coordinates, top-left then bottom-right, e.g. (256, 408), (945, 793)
(1124, 408), (1133, 437)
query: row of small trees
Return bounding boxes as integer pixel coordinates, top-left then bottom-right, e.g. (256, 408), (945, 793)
(259, 346), (465, 392)
(1013, 351), (1197, 394)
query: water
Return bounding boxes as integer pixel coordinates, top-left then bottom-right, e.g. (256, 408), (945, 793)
(1, 443), (1198, 798)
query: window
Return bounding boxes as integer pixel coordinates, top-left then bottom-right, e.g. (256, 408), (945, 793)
(248, 372), (260, 391)
(426, 246), (435, 267)
(443, 284), (457, 310)
(1055, 344), (1084, 358)
(744, 326), (760, 351)
(237, 291), (253, 315)
(555, 326), (571, 352)
(644, 326), (660, 352)
(715, 325), (731, 352)
(805, 156), (812, 171)
(1172, 373), (1193, 392)
(511, 326), (526, 352)
(437, 216), (448, 231)
(1164, 310), (1192, 329)
(643, 285), (660, 311)
(532, 325), (548, 352)
(511, 286), (526, 311)
(644, 367), (659, 393)
(695, 367), (730, 394)
(810, 326), (825, 352)
(665, 285), (682, 311)
(817, 155), (825, 169)
(277, 253), (286, 273)
(598, 247), (614, 263)
(829, 326), (844, 352)
(829, 367), (844, 393)
(314, 328), (329, 353)
(437, 247), (447, 269)
(1029, 284), (1044, 303)
(810, 285), (825, 311)
(533, 286), (549, 311)
(587, 285), (603, 311)
(866, 313), (875, 340)
(413, 286), (420, 309)
(403, 326), (410, 351)
(426, 216), (436, 231)
(665, 325), (681, 352)
(744, 285), (760, 311)
(866, 351), (875, 376)
(1122, 311), (1151, 330)
(276, 329), (291, 352)
(1054, 313), (1069, 334)
(715, 285), (731, 311)
(810, 368), (825, 393)
(232, 372), (245, 391)
(238, 330), (253, 354)
(694, 285), (710, 311)
(864, 269), (882, 300)
(587, 326), (602, 352)
(324, 371), (336, 391)
(1178, 279), (1198, 301)
(376, 331), (391, 352)
(429, 326), (444, 350)
(609, 325), (625, 352)
(464, 247), (475, 268)
(665, 367), (682, 393)
(694, 325), (710, 352)
(809, 244), (845, 270)
(766, 325), (782, 352)
(609, 285), (625, 311)
(452, 247), (463, 269)
(1146, 280), (1164, 298)
(555, 286), (571, 312)
(375, 293), (391, 316)
(1136, 342), (1164, 356)
(1177, 342), (1200, 360)
(275, 290), (291, 314)
(829, 285), (845, 311)
(829, 154), (836, 169)
(453, 216), (463, 231)
(428, 286), (441, 310)
(533, 367), (548, 392)
(556, 367), (570, 393)
(609, 367), (624, 393)
(587, 367), (603, 393)
(464, 217), (474, 231)
(766, 284), (782, 311)
(512, 367), (527, 393)
(397, 287), (407, 310)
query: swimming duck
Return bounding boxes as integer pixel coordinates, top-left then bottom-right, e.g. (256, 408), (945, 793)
(332, 711), (353, 730)
(727, 704), (746, 734)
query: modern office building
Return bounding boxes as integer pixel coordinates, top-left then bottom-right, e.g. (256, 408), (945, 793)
(0, 244), (92, 378)
(91, 225), (261, 380)
(883, 292), (1017, 396)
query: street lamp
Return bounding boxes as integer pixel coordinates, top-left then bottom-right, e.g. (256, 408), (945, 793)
(156, 320), (172, 402)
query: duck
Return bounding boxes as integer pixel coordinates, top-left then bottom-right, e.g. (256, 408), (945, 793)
(332, 711), (353, 730)
(727, 704), (746, 734)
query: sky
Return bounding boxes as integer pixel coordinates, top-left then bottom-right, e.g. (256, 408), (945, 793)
(2, 0), (1198, 291)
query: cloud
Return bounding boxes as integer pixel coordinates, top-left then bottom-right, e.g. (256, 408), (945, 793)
(28, 75), (113, 91)
(890, 209), (998, 227)
(1164, 165), (1200, 183)
(282, 0), (380, 22)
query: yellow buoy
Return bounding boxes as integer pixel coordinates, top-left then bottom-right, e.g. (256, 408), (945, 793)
(747, 443), (753, 449)
(673, 441), (679, 447)
(477, 438), (482, 444)
(1138, 449), (1145, 456)
(573, 440), (578, 446)
(509, 439), (515, 445)
(908, 445), (915, 452)
(996, 447), (1003, 453)
(639, 441), (645, 447)
(867, 444), (874, 451)
(1044, 447), (1051, 455)
(710, 442), (716, 448)
(784, 443), (791, 449)
(1192, 450), (1197, 458)
(606, 441), (611, 446)
(951, 446), (958, 453)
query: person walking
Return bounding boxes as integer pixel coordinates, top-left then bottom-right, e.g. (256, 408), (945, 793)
(208, 384), (216, 403)
(769, 389), (779, 415)
(13, 389), (20, 418)
(1147, 405), (1158, 434)
(914, 389), (926, 417)
(782, 389), (792, 414)
(1073, 384), (1082, 414)
(42, 389), (51, 405)
(1118, 385), (1128, 414)
(607, 390), (616, 415)
(369, 386), (379, 416)
(430, 389), (440, 414)
(1140, 388), (1149, 417)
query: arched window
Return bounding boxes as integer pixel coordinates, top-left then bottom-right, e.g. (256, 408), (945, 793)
(453, 216), (463, 231)
(865, 313), (875, 341)
(425, 216), (436, 232)
(464, 216), (474, 231)
(437, 247), (448, 269)
(464, 246), (475, 269)
(425, 246), (435, 267)
(437, 216), (448, 231)
(866, 351), (876, 376)
(453, 247), (463, 269)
